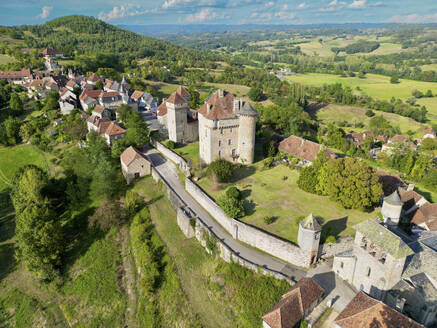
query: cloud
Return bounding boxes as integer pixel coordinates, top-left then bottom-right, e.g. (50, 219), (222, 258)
(98, 5), (152, 21)
(162, 0), (227, 9)
(38, 6), (52, 19)
(297, 2), (308, 9)
(388, 13), (437, 23)
(273, 4), (295, 20)
(185, 8), (217, 22)
(348, 0), (366, 8)
(319, 0), (347, 12)
(264, 1), (275, 9)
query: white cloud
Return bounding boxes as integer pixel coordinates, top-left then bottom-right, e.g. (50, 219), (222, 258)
(98, 5), (152, 21)
(185, 8), (217, 22)
(388, 13), (437, 23)
(328, 0), (338, 6)
(264, 1), (275, 8)
(162, 0), (226, 9)
(297, 2), (308, 9)
(38, 6), (52, 19)
(273, 4), (295, 20)
(348, 0), (366, 8)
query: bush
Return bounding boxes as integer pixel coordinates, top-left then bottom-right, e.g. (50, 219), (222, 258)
(263, 140), (277, 158)
(218, 194), (245, 218)
(263, 157), (273, 169)
(365, 109), (375, 117)
(226, 186), (241, 200)
(263, 216), (276, 225)
(208, 159), (234, 182)
(165, 140), (175, 149)
(325, 235), (337, 244)
(390, 75), (399, 84)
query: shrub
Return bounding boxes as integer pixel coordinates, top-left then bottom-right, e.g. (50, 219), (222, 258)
(263, 216), (276, 225)
(263, 157), (273, 169)
(390, 75), (399, 84)
(365, 109), (375, 117)
(165, 140), (175, 149)
(263, 140), (277, 158)
(208, 159), (234, 182)
(218, 194), (245, 218)
(226, 186), (241, 200)
(325, 235), (337, 244)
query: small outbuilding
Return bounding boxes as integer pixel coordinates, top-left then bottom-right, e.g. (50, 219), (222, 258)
(120, 146), (151, 184)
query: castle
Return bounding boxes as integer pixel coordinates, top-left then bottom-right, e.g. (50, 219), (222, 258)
(197, 89), (257, 164)
(157, 86), (198, 143)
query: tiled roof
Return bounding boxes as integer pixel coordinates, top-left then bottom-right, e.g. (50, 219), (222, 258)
(0, 68), (32, 79)
(42, 48), (62, 56)
(278, 135), (335, 163)
(66, 79), (77, 88)
(424, 128), (436, 136)
(157, 101), (167, 117)
(411, 203), (437, 230)
(198, 90), (236, 120)
(100, 91), (121, 98)
(384, 191), (403, 206)
(262, 278), (324, 328)
(120, 146), (147, 166)
(92, 106), (105, 114)
(354, 219), (414, 259)
(104, 122), (126, 136)
(87, 73), (100, 82)
(131, 90), (144, 100)
(80, 89), (102, 101)
(166, 91), (188, 105)
(397, 187), (425, 211)
(335, 291), (423, 328)
(177, 85), (190, 99)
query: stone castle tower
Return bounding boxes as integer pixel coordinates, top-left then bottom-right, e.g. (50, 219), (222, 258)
(298, 213), (322, 264)
(381, 190), (403, 224)
(197, 90), (257, 164)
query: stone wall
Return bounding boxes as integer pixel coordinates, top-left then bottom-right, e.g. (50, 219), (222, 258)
(319, 236), (354, 259)
(177, 207), (195, 238)
(185, 178), (312, 268)
(151, 138), (191, 177)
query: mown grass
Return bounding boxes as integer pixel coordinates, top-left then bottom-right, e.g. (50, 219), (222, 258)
(0, 145), (49, 192)
(286, 72), (437, 117)
(133, 177), (290, 328)
(197, 163), (376, 243)
(0, 54), (15, 65)
(315, 104), (426, 137)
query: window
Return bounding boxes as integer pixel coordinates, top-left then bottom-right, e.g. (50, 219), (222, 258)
(340, 262), (344, 269)
(228, 139), (232, 145)
(218, 140), (221, 147)
(232, 149), (236, 156)
(367, 267), (371, 277)
(230, 128), (232, 133)
(220, 128), (223, 135)
(218, 150), (221, 157)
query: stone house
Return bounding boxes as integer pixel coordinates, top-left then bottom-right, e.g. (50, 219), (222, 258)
(381, 135), (417, 153)
(157, 86), (198, 144)
(120, 146), (151, 184)
(335, 291), (423, 328)
(131, 90), (158, 111)
(91, 105), (111, 119)
(79, 89), (100, 110)
(262, 277), (324, 328)
(41, 48), (64, 59)
(278, 135), (335, 166)
(198, 89), (257, 164)
(87, 115), (126, 145)
(66, 79), (79, 91)
(0, 68), (33, 84)
(87, 73), (101, 85)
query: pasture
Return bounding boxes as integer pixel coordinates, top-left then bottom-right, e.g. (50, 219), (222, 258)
(0, 54), (14, 65)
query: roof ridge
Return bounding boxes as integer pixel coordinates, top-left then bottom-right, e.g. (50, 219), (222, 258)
(336, 300), (381, 323)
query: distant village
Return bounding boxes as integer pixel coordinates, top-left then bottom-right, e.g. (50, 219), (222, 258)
(2, 47), (437, 328)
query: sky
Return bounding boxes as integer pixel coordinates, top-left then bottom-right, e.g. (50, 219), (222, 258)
(1, 0), (437, 26)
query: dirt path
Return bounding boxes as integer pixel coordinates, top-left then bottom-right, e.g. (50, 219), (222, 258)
(119, 226), (137, 328)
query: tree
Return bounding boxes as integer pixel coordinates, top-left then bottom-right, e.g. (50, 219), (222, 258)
(421, 138), (437, 150)
(425, 90), (433, 98)
(218, 187), (245, 218)
(297, 165), (319, 193)
(318, 158), (382, 210)
(412, 89), (423, 98)
(263, 140), (277, 158)
(9, 93), (23, 112)
(208, 159), (235, 182)
(248, 85), (264, 102)
(365, 109), (375, 117)
(0, 116), (21, 146)
(95, 79), (104, 90)
(10, 165), (63, 280)
(390, 75), (399, 84)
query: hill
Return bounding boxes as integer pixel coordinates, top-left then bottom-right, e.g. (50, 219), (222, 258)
(17, 16), (210, 62)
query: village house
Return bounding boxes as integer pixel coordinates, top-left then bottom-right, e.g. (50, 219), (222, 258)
(66, 79), (79, 91)
(424, 128), (436, 140)
(41, 47), (64, 59)
(26, 76), (59, 99)
(91, 105), (111, 119)
(79, 89), (100, 110)
(130, 90), (158, 111)
(334, 291), (423, 328)
(58, 87), (78, 115)
(198, 89), (257, 164)
(278, 135), (336, 166)
(381, 134), (417, 153)
(86, 73), (101, 85)
(262, 277), (324, 328)
(157, 85), (198, 144)
(87, 115), (126, 145)
(0, 68), (33, 84)
(120, 146), (151, 184)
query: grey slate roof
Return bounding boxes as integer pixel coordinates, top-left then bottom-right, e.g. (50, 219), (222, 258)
(237, 101), (257, 117)
(384, 190), (403, 206)
(355, 219), (414, 259)
(300, 213), (321, 231)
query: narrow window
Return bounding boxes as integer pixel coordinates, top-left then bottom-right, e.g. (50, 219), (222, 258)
(218, 150), (221, 157)
(220, 128), (223, 135)
(340, 262), (344, 269)
(219, 140), (221, 147)
(367, 267), (371, 277)
(228, 139), (232, 145)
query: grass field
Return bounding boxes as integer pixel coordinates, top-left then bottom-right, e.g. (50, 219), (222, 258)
(0, 145), (49, 192)
(196, 162), (375, 243)
(0, 54), (14, 65)
(285, 73), (437, 116)
(315, 104), (427, 137)
(421, 63), (437, 71)
(133, 177), (290, 328)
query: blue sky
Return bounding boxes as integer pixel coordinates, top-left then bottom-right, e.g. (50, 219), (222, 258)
(1, 0), (437, 26)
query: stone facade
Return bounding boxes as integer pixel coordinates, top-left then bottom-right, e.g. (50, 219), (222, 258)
(120, 146), (151, 184)
(198, 90), (257, 164)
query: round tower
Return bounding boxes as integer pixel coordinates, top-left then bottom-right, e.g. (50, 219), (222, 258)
(298, 213), (322, 264)
(381, 190), (403, 224)
(237, 100), (257, 164)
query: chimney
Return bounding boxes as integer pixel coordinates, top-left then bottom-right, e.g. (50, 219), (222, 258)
(207, 103), (211, 114)
(407, 184), (414, 192)
(218, 89), (224, 98)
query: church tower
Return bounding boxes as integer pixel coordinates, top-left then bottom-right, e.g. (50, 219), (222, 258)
(298, 213), (322, 264)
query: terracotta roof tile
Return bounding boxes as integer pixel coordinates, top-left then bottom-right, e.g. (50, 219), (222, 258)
(177, 85), (190, 99)
(92, 106), (105, 114)
(131, 90), (144, 100)
(198, 90), (236, 120)
(278, 135), (335, 163)
(88, 73), (100, 82)
(335, 291), (423, 328)
(166, 91), (188, 105)
(0, 68), (32, 79)
(80, 89), (102, 100)
(104, 122), (126, 136)
(120, 146), (147, 166)
(157, 101), (167, 117)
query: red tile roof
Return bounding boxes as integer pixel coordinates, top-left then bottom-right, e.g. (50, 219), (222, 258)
(131, 90), (144, 100)
(157, 101), (167, 117)
(92, 106), (105, 114)
(0, 68), (32, 79)
(278, 135), (335, 163)
(120, 146), (147, 166)
(80, 89), (102, 101)
(411, 203), (437, 230)
(424, 128), (436, 136)
(177, 85), (190, 99)
(262, 278), (324, 328)
(66, 79), (77, 88)
(166, 91), (188, 105)
(42, 48), (62, 56)
(104, 122), (126, 136)
(389, 135), (410, 144)
(87, 73), (100, 82)
(335, 291), (423, 328)
(198, 90), (236, 120)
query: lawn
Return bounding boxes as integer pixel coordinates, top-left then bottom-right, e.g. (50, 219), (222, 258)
(315, 104), (427, 137)
(285, 73), (437, 116)
(174, 141), (201, 170)
(0, 145), (49, 192)
(197, 162), (376, 244)
(133, 177), (290, 328)
(0, 54), (14, 65)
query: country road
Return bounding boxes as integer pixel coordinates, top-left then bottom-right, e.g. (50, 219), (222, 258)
(144, 148), (306, 282)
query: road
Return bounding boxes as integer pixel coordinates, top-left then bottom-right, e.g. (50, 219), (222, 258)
(144, 148), (306, 282)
